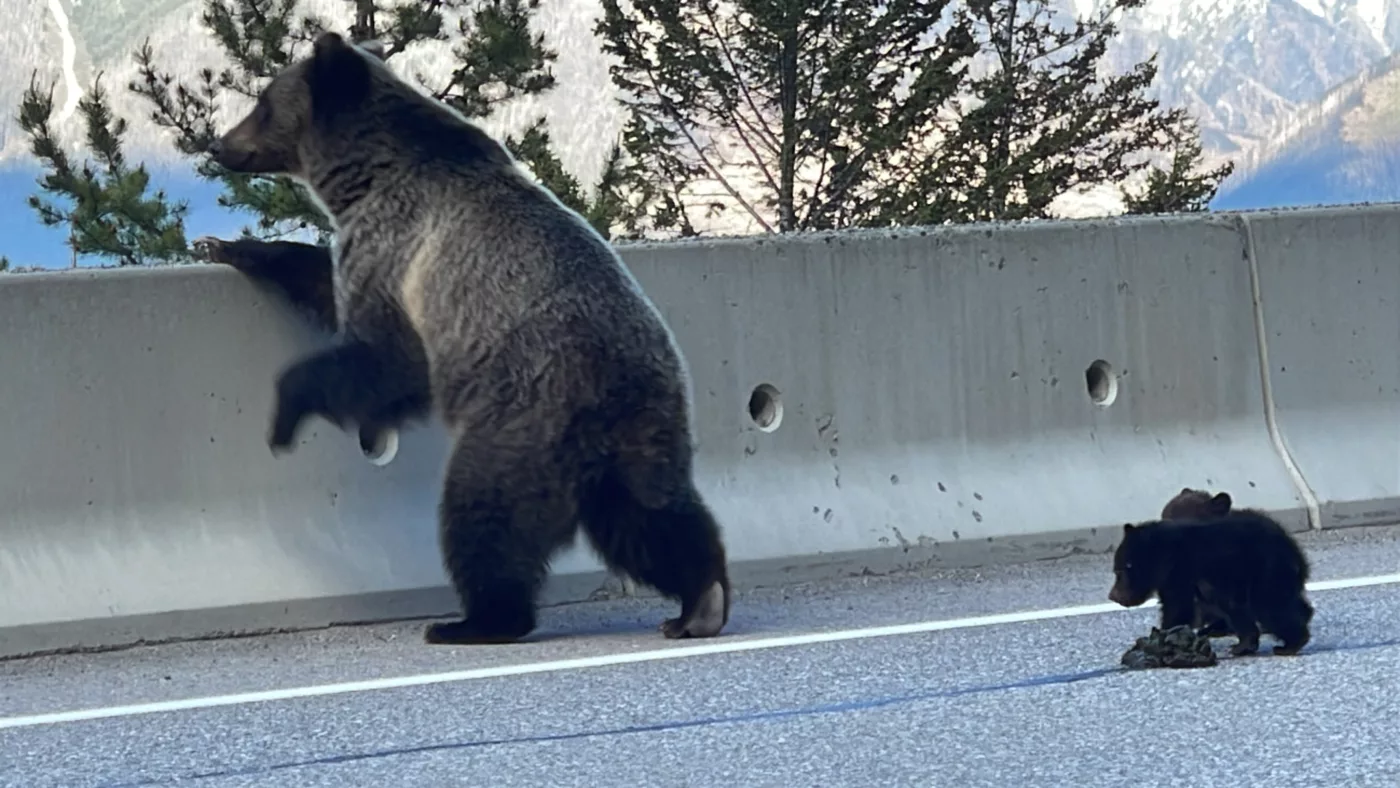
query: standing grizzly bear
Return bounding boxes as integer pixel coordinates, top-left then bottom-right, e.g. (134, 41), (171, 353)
(207, 31), (732, 644)
(1108, 502), (1313, 656)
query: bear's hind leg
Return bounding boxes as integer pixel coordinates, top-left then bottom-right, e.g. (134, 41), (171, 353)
(1215, 599), (1263, 657)
(425, 439), (581, 646)
(580, 474), (731, 640)
(1193, 597), (1234, 638)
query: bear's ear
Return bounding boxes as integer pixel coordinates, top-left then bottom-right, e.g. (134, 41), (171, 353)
(307, 31), (373, 115)
(1123, 523), (1135, 532)
(312, 31), (351, 61)
(1180, 487), (1192, 495)
(1209, 492), (1232, 514)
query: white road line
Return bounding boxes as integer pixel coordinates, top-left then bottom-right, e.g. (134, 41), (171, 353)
(2, 571), (1398, 731)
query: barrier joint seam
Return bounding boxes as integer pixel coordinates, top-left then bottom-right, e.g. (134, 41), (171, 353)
(1236, 213), (1321, 530)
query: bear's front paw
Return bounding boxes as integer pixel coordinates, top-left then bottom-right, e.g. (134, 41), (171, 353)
(267, 392), (315, 454)
(192, 236), (231, 264)
(267, 413), (301, 455)
(267, 371), (317, 455)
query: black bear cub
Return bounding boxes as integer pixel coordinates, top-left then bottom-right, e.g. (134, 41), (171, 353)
(1158, 486), (1240, 637)
(1110, 492), (1314, 656)
(1160, 487), (1237, 522)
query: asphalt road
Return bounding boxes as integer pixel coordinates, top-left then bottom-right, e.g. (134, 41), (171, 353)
(2, 523), (1399, 788)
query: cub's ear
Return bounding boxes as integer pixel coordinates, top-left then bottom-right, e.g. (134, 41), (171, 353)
(1123, 523), (1135, 532)
(307, 31), (373, 117)
(1209, 492), (1232, 515)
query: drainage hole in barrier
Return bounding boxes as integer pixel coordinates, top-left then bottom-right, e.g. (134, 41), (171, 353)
(748, 384), (784, 432)
(1085, 360), (1118, 407)
(360, 426), (401, 466)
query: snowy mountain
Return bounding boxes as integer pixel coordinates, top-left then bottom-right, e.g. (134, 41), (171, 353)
(2, 0), (1399, 220)
(0, 0), (625, 191)
(1098, 0), (1400, 157)
(1213, 51), (1400, 207)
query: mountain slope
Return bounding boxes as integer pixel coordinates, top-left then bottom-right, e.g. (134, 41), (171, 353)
(0, 0), (67, 157)
(1212, 52), (1400, 207)
(0, 0), (624, 193)
(5, 0), (1400, 225)
(1096, 0), (1400, 157)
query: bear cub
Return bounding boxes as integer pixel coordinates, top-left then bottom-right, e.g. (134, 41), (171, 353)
(207, 32), (732, 645)
(1158, 486), (1240, 638)
(1110, 491), (1313, 656)
(1160, 487), (1237, 522)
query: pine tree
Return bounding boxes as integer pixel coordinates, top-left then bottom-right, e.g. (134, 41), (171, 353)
(1122, 113), (1236, 214)
(18, 72), (193, 268)
(129, 0), (628, 241)
(593, 0), (979, 236)
(901, 0), (1230, 225)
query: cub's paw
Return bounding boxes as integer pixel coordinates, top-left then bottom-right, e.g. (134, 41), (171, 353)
(1228, 641), (1260, 657)
(1195, 621), (1233, 639)
(1272, 634), (1310, 657)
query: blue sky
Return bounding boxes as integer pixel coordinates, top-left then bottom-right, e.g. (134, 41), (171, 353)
(0, 162), (255, 269)
(0, 151), (1378, 269)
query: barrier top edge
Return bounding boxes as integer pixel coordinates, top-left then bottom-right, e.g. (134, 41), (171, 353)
(5, 201), (1400, 279)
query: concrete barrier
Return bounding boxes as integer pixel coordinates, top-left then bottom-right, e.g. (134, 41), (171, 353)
(0, 267), (456, 657)
(1240, 205), (1400, 529)
(619, 215), (1308, 573)
(0, 206), (1351, 659)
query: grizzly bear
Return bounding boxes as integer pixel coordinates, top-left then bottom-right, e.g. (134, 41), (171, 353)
(207, 32), (732, 644)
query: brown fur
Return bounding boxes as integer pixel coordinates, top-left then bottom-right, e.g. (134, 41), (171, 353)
(1160, 487), (1235, 522)
(208, 32), (732, 644)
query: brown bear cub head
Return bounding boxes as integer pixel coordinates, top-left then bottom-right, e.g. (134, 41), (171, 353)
(1160, 487), (1234, 521)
